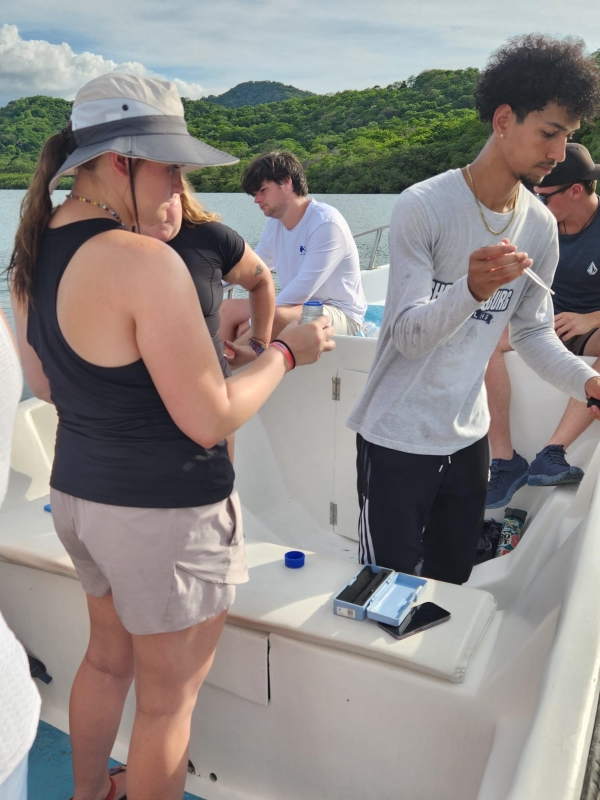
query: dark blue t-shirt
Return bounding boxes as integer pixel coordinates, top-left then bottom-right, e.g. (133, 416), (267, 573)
(553, 200), (600, 314)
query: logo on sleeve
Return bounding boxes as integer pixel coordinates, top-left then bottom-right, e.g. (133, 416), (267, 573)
(431, 280), (513, 324)
(472, 288), (513, 324)
(480, 288), (513, 313)
(588, 262), (598, 276)
(431, 280), (452, 300)
(300, 245), (306, 255)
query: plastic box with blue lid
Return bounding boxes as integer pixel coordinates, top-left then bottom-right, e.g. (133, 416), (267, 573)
(333, 564), (427, 625)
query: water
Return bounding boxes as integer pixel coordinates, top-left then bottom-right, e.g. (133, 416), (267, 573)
(0, 191), (397, 398)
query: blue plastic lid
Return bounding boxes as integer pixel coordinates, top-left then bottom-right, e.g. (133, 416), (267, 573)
(285, 550), (305, 569)
(303, 301), (323, 307)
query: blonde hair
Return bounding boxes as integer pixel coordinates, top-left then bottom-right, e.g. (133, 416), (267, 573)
(180, 177), (221, 227)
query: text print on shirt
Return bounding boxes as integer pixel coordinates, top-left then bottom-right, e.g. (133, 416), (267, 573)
(300, 245), (306, 254)
(430, 280), (513, 324)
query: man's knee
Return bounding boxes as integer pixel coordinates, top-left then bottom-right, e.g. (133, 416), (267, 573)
(274, 305), (301, 323)
(272, 305), (302, 336)
(221, 298), (250, 324)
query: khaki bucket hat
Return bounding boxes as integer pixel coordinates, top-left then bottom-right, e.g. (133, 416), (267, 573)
(50, 72), (238, 192)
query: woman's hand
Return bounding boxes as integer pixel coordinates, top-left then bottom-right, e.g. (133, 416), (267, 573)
(223, 341), (258, 369)
(275, 315), (335, 366)
(555, 311), (598, 340)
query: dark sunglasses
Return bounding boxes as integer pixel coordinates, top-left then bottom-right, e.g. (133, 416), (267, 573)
(536, 183), (575, 204)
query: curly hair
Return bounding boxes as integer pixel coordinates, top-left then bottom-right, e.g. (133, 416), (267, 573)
(241, 151), (308, 197)
(476, 34), (600, 124)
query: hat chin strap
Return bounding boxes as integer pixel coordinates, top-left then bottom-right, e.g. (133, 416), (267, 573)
(127, 157), (140, 234)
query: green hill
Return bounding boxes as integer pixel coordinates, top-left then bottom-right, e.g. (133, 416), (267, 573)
(2, 67), (600, 192)
(183, 68), (491, 192)
(205, 80), (315, 108)
(0, 96), (72, 186)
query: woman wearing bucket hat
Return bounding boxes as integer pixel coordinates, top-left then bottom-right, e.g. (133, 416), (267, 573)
(7, 72), (334, 800)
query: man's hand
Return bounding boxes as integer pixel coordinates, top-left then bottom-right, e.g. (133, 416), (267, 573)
(555, 311), (598, 340)
(467, 240), (533, 302)
(223, 341), (258, 369)
(585, 376), (600, 419)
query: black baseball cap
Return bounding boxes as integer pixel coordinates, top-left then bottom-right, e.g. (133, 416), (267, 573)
(540, 143), (600, 188)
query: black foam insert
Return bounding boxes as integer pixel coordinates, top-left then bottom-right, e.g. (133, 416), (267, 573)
(337, 566), (393, 606)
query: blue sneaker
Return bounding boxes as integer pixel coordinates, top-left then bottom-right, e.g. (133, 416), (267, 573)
(528, 444), (584, 486)
(487, 451), (529, 509)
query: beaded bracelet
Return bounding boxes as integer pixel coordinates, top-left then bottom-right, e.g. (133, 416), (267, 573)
(269, 340), (296, 371)
(248, 337), (267, 356)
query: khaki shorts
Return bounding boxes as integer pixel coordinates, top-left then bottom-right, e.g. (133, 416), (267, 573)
(50, 488), (248, 635)
(322, 304), (361, 336)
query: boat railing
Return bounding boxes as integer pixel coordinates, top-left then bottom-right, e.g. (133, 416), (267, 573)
(353, 224), (389, 270)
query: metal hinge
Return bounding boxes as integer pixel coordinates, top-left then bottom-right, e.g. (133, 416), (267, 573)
(332, 376), (341, 401)
(330, 502), (338, 526)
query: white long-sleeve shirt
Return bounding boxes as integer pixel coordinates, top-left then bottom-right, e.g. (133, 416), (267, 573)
(347, 169), (597, 455)
(255, 199), (367, 325)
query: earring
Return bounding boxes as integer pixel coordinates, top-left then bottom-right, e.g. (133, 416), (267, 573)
(500, 134), (505, 138)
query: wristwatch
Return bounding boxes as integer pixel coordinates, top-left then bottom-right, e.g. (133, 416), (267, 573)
(248, 337), (267, 356)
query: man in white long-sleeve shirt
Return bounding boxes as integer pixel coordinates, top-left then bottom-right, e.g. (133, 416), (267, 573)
(347, 34), (600, 585)
(219, 152), (366, 343)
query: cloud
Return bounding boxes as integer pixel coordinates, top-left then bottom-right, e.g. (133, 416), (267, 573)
(3, 1), (600, 103)
(0, 24), (211, 105)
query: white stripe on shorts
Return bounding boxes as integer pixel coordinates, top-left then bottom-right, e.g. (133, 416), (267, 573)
(357, 443), (375, 565)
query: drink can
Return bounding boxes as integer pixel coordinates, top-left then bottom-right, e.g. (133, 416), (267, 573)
(300, 300), (324, 324)
(495, 507), (527, 557)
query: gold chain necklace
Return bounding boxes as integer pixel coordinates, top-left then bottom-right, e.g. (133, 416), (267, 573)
(465, 164), (518, 236)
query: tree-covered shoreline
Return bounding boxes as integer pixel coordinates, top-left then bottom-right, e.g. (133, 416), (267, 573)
(1, 67), (600, 193)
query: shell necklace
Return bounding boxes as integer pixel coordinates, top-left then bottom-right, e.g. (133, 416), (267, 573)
(66, 194), (126, 228)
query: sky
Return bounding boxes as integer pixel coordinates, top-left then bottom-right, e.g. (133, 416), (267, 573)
(2, 0), (600, 105)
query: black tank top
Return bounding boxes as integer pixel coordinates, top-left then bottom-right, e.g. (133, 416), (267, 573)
(27, 219), (234, 508)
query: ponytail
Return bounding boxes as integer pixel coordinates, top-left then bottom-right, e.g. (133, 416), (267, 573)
(6, 125), (74, 308)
